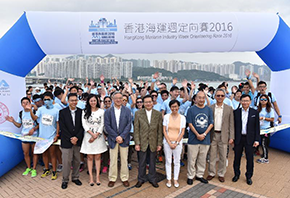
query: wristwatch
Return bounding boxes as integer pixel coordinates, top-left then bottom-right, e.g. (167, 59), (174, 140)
(279, 115), (282, 118)
(203, 133), (207, 137)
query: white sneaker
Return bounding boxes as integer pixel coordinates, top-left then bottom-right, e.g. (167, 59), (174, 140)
(174, 182), (179, 188)
(57, 164), (63, 172)
(166, 181), (172, 188)
(226, 159), (228, 167)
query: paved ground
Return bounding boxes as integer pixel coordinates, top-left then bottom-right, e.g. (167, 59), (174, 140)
(0, 147), (290, 198)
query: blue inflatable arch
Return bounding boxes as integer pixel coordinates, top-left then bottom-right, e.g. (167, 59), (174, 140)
(0, 12), (290, 177)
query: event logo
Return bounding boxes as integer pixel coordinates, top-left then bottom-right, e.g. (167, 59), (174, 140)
(0, 102), (9, 124)
(0, 80), (10, 97)
(89, 18), (118, 45)
(195, 113), (208, 129)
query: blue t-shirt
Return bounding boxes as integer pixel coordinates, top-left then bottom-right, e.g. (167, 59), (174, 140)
(77, 100), (86, 109)
(54, 97), (68, 109)
(157, 94), (164, 104)
(36, 106), (59, 140)
(186, 105), (213, 145)
(259, 107), (275, 129)
(153, 103), (162, 112)
(16, 111), (38, 137)
(232, 99), (241, 110)
(179, 101), (191, 116)
(161, 97), (183, 114)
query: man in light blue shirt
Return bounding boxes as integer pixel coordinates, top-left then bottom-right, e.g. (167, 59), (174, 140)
(29, 92), (60, 180)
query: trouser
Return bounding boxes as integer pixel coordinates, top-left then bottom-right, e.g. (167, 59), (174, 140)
(187, 144), (210, 179)
(109, 143), (129, 182)
(208, 132), (228, 177)
(163, 140), (183, 180)
(138, 146), (157, 183)
(61, 146), (81, 182)
(261, 134), (270, 159)
(233, 136), (254, 179)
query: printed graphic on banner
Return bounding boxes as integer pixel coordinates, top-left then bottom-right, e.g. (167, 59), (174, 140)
(123, 21), (234, 41)
(0, 80), (11, 97)
(0, 102), (9, 124)
(89, 18), (118, 45)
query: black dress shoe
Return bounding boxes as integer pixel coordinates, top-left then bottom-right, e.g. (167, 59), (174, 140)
(72, 179), (82, 186)
(61, 182), (68, 189)
(149, 182), (159, 188)
(187, 178), (193, 185)
(195, 177), (208, 184)
(246, 178), (253, 185)
(135, 181), (144, 188)
(232, 175), (239, 182)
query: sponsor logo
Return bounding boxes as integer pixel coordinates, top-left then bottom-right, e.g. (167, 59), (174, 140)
(0, 80), (10, 97)
(0, 102), (9, 124)
(89, 18), (118, 45)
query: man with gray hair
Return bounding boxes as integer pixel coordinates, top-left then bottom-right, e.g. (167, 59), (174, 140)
(105, 91), (132, 187)
(207, 88), (234, 182)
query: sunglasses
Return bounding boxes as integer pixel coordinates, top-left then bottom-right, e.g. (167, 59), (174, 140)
(123, 99), (128, 102)
(151, 95), (158, 97)
(136, 101), (143, 104)
(104, 100), (111, 103)
(216, 95), (225, 98)
(260, 98), (268, 101)
(44, 99), (51, 101)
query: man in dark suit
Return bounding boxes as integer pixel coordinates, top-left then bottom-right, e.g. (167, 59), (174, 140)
(59, 93), (84, 189)
(232, 94), (260, 185)
(105, 92), (132, 188)
(134, 95), (163, 188)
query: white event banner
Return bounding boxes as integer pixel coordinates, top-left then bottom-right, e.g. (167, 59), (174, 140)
(0, 70), (25, 133)
(25, 12), (279, 55)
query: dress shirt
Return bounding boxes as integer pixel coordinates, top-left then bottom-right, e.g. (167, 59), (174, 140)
(214, 104), (223, 131)
(242, 107), (249, 135)
(145, 109), (152, 124)
(69, 107), (77, 126)
(114, 106), (121, 129)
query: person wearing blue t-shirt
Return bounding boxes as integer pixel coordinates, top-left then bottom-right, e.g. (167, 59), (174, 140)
(256, 94), (274, 164)
(29, 92), (60, 180)
(232, 90), (242, 110)
(162, 85), (188, 117)
(186, 91), (213, 185)
(5, 97), (39, 177)
(150, 90), (162, 112)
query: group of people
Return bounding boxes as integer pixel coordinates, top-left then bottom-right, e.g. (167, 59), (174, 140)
(5, 70), (282, 189)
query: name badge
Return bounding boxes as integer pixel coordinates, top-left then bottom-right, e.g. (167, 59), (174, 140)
(42, 114), (53, 126)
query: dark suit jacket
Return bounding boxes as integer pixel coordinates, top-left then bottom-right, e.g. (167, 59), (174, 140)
(210, 104), (235, 144)
(59, 107), (84, 148)
(104, 106), (132, 149)
(233, 107), (260, 145)
(133, 109), (163, 152)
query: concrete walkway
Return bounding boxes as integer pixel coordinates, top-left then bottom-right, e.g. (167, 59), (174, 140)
(0, 147), (289, 198)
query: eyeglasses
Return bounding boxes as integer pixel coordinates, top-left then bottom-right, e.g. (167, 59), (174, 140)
(216, 95), (225, 98)
(151, 95), (158, 97)
(260, 98), (268, 101)
(136, 101), (143, 104)
(241, 100), (250, 103)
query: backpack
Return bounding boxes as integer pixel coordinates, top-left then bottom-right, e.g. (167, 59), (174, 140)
(19, 109), (38, 124)
(254, 92), (273, 107)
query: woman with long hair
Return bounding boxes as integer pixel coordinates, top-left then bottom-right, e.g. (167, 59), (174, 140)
(256, 94), (274, 164)
(80, 94), (107, 186)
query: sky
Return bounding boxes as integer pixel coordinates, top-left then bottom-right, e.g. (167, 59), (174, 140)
(1, 0), (290, 65)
